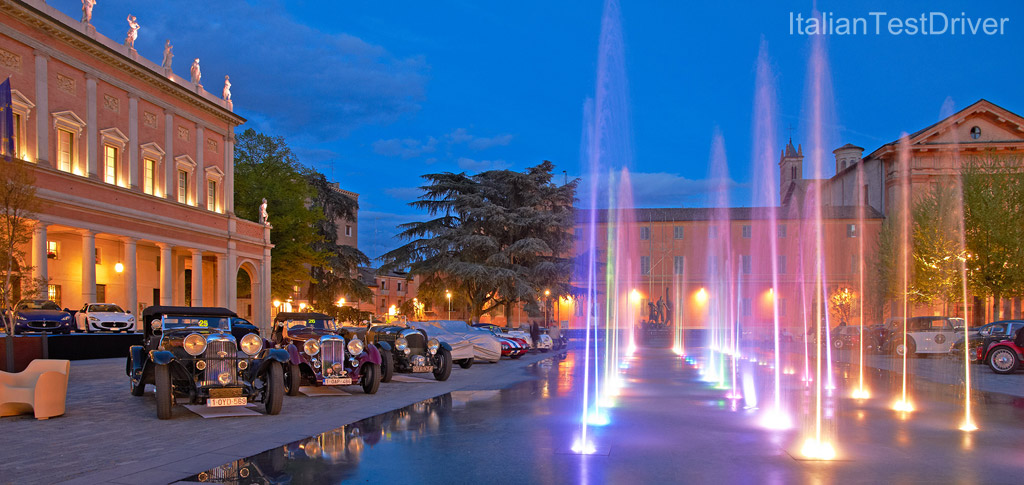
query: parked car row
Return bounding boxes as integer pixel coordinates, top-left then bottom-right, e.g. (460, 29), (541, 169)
(125, 307), (567, 420)
(2, 298), (137, 335)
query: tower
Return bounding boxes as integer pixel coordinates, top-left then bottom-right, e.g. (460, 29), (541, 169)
(779, 138), (803, 202)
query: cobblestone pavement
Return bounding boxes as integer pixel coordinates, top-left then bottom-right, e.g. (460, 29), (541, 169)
(0, 350), (562, 485)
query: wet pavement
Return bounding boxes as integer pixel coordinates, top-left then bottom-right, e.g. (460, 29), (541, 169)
(180, 347), (1024, 484)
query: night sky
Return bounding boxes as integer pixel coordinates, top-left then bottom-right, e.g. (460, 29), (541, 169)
(47, 0), (1024, 259)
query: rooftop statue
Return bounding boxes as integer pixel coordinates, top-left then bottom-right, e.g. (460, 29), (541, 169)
(124, 15), (139, 49)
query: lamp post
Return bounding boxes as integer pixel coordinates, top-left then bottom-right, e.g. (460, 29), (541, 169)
(544, 289), (551, 326)
(446, 291), (452, 320)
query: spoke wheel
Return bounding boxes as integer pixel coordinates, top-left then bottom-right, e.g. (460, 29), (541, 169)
(989, 347), (1019, 374)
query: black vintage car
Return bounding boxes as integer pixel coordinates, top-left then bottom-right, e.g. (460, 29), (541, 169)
(362, 323), (453, 381)
(272, 312), (381, 395)
(126, 306), (289, 419)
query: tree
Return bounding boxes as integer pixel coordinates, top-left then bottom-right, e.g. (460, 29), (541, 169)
(380, 161), (577, 322)
(962, 154), (1024, 319)
(870, 204), (903, 314)
(828, 286), (856, 326)
(0, 161), (42, 311)
(909, 184), (964, 310)
(304, 172), (372, 313)
(234, 128), (324, 299)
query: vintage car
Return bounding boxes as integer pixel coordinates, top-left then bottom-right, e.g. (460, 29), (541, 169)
(883, 316), (964, 357)
(364, 323), (453, 381)
(958, 320), (1024, 362)
(830, 325), (864, 350)
(272, 312), (381, 395)
(7, 299), (74, 334)
(126, 306), (289, 419)
(409, 320), (502, 366)
(75, 302), (136, 332)
(472, 323), (529, 359)
(978, 327), (1024, 374)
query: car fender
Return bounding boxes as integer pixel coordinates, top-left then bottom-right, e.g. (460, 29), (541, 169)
(127, 345), (146, 376)
(359, 343), (381, 366)
(376, 341), (392, 352)
(151, 350), (175, 366)
(440, 341), (453, 352)
(285, 343), (303, 365)
(256, 357), (284, 377)
(266, 348), (290, 363)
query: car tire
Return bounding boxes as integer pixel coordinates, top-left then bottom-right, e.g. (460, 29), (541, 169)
(155, 364), (173, 420)
(380, 348), (394, 383)
(265, 362), (284, 415)
(893, 338), (916, 357)
(433, 348), (452, 381)
(285, 363), (302, 396)
(988, 347), (1019, 375)
(361, 362), (380, 394)
(458, 358), (473, 369)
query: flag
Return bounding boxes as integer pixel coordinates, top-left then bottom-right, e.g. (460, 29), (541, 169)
(0, 78), (14, 162)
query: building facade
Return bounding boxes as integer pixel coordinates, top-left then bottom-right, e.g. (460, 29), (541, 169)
(1, 0), (272, 326)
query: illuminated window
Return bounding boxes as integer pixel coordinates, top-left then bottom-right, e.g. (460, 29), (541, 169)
(104, 145), (118, 184)
(57, 129), (74, 172)
(673, 226), (684, 239)
(742, 225), (751, 238)
(177, 170), (188, 204)
(10, 113), (22, 158)
(47, 241), (59, 260)
(639, 227), (650, 240)
(143, 159), (156, 195)
(207, 179), (217, 211)
(47, 284), (61, 306)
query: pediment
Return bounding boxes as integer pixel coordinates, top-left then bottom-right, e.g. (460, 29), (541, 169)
(912, 100), (1024, 145)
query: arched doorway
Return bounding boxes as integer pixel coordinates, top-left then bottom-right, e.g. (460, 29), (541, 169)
(236, 262), (256, 320)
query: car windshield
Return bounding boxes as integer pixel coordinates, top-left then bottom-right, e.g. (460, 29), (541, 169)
(161, 315), (231, 330)
(283, 318), (337, 332)
(19, 300), (60, 311)
(89, 304), (124, 313)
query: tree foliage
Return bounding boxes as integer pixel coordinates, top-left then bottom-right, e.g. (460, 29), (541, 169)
(305, 173), (372, 310)
(234, 128), (323, 299)
(909, 184), (964, 306)
(380, 161), (577, 322)
(828, 286), (856, 326)
(962, 154), (1024, 317)
(0, 161), (42, 310)
(871, 200), (904, 311)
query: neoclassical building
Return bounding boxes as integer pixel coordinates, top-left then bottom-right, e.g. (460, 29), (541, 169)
(0, 0), (272, 326)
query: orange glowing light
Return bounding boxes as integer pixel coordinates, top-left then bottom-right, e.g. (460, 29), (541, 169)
(892, 399), (915, 413)
(696, 288), (708, 304)
(629, 289), (641, 303)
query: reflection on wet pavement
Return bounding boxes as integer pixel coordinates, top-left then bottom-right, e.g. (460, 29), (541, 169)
(187, 348), (1024, 484)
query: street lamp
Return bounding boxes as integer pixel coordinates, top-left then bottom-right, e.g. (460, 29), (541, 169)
(446, 291), (452, 320)
(544, 289), (551, 326)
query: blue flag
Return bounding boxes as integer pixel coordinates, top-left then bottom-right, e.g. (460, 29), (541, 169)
(0, 78), (13, 162)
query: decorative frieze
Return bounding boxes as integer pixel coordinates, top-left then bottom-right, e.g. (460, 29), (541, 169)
(177, 125), (189, 141)
(56, 73), (75, 94)
(207, 138), (218, 152)
(0, 47), (21, 72)
(103, 94), (119, 112)
(143, 111), (157, 128)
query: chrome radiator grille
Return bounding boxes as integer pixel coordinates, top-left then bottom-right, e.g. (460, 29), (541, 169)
(201, 338), (238, 387)
(405, 333), (426, 353)
(321, 337), (346, 369)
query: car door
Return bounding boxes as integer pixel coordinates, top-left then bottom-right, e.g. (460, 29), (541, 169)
(77, 304), (89, 331)
(922, 318), (955, 351)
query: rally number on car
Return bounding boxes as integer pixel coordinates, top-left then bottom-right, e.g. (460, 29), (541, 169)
(198, 319), (208, 327)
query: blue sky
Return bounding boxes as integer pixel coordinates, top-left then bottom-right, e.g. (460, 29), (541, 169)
(48, 0), (1024, 259)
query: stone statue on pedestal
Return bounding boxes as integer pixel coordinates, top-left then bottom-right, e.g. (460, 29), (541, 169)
(81, 0), (96, 24)
(222, 75), (232, 101)
(124, 15), (139, 50)
(162, 40), (173, 70)
(190, 58), (202, 87)
(259, 198), (269, 225)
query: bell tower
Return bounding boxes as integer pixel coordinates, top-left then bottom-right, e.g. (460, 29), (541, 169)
(779, 138), (803, 203)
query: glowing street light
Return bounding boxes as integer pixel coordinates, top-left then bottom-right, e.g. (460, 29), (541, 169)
(446, 290), (452, 320)
(696, 288), (708, 304)
(114, 262), (124, 273)
(336, 298), (346, 307)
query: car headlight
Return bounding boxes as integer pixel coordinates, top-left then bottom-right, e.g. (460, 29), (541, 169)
(348, 338), (364, 356)
(395, 337), (408, 351)
(88, 316), (99, 322)
(427, 339), (440, 355)
(16, 315), (26, 321)
(61, 314), (72, 321)
(304, 338), (320, 356)
(128, 316), (135, 322)
(240, 333), (264, 356)
(183, 333), (207, 356)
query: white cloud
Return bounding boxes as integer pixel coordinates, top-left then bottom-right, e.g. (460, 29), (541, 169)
(456, 157), (509, 172)
(446, 128), (513, 150)
(384, 186), (424, 201)
(372, 137), (438, 158)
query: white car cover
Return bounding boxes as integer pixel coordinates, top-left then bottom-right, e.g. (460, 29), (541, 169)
(411, 320), (502, 363)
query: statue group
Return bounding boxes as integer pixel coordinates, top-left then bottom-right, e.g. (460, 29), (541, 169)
(647, 296), (673, 325)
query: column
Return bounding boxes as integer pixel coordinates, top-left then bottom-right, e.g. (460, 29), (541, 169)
(128, 95), (139, 189)
(81, 230), (96, 303)
(226, 242), (237, 311)
(216, 253), (227, 308)
(225, 132), (235, 214)
(123, 237), (138, 314)
(163, 110), (174, 198)
(261, 243), (271, 331)
(85, 74), (97, 178)
(191, 249), (203, 307)
(157, 243), (172, 305)
(32, 224), (48, 294)
(33, 51), (49, 165)
(196, 124), (205, 207)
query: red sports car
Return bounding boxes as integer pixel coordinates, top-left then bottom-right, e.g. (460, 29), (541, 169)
(472, 324), (529, 359)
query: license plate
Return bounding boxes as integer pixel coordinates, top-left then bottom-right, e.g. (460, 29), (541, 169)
(324, 378), (351, 385)
(207, 397), (247, 407)
(412, 365), (433, 373)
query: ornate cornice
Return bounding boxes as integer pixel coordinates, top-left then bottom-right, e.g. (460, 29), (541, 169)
(0, 0), (245, 127)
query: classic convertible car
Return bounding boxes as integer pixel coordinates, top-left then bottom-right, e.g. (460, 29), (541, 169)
(272, 312), (381, 395)
(126, 306), (289, 419)
(75, 302), (136, 333)
(472, 323), (529, 359)
(364, 323), (453, 381)
(7, 299), (74, 334)
(977, 327), (1024, 374)
(409, 320), (502, 366)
